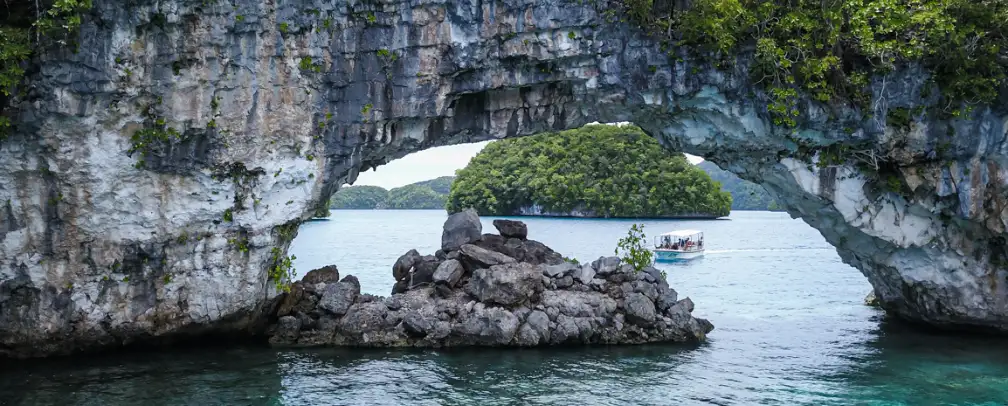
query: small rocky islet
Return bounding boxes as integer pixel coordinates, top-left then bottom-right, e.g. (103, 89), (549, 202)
(266, 209), (713, 347)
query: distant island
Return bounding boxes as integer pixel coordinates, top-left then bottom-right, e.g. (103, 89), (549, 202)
(327, 128), (784, 215)
(445, 124), (732, 218)
(329, 176), (453, 210)
(696, 161), (784, 212)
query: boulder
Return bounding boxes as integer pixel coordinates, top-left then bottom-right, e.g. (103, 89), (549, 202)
(319, 275), (360, 316)
(466, 262), (543, 306)
(631, 280), (659, 301)
(592, 256), (622, 276)
(677, 297), (695, 313)
(269, 315), (302, 345)
(459, 244), (516, 270)
(456, 306), (520, 345)
(301, 265), (340, 285)
(338, 301), (391, 336)
(515, 323), (541, 346)
(402, 313), (433, 337)
(433, 259), (465, 286)
(518, 239), (565, 265)
(442, 208), (483, 251)
(542, 262), (579, 278)
(393, 249), (421, 281)
(525, 310), (551, 343)
(555, 275), (574, 289)
(655, 290), (679, 314)
(623, 292), (657, 325)
(473, 234), (564, 265)
(276, 283), (306, 317)
(574, 264), (596, 284)
(492, 219), (528, 239)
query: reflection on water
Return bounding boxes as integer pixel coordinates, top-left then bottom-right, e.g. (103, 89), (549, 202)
(3, 211), (1008, 405)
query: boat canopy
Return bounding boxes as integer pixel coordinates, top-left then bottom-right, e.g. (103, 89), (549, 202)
(660, 229), (703, 237)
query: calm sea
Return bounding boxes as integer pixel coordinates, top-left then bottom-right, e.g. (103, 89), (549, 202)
(3, 210), (1008, 405)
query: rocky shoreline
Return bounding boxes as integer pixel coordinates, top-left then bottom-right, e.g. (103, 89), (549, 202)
(265, 210), (713, 347)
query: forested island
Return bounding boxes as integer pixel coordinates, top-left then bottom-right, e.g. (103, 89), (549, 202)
(445, 124), (732, 218)
(327, 129), (780, 215)
(329, 176), (453, 210)
(697, 162), (783, 211)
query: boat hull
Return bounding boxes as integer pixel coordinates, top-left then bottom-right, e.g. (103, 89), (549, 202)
(653, 249), (704, 262)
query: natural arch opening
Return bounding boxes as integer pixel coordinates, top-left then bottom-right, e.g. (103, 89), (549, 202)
(2, 0), (1006, 359)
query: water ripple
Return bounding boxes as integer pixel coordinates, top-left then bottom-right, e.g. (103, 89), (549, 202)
(4, 212), (1008, 405)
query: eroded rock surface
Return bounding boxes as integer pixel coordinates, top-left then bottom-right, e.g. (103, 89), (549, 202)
(266, 218), (713, 347)
(1, 0), (1007, 358)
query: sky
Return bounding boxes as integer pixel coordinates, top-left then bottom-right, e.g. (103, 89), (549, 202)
(352, 141), (705, 189)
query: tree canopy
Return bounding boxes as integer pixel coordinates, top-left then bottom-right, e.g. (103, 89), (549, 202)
(613, 0), (1008, 127)
(446, 124), (732, 218)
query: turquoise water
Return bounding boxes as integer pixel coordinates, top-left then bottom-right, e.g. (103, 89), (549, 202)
(4, 210), (1008, 405)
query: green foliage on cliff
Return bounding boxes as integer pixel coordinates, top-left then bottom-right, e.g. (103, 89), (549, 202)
(328, 176), (455, 210)
(1, 0), (93, 137)
(445, 124), (732, 218)
(697, 161), (783, 211)
(313, 204), (330, 218)
(614, 0), (1008, 125)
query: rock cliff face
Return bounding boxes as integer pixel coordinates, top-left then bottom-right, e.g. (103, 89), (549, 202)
(267, 213), (712, 348)
(1, 0), (1006, 357)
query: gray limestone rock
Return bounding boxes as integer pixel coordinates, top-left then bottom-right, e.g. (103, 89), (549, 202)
(403, 313), (432, 337)
(623, 293), (657, 326)
(2, 0), (1007, 359)
(442, 209), (483, 251)
(631, 280), (659, 301)
(466, 263), (543, 306)
(515, 323), (541, 346)
(269, 316), (302, 346)
(555, 275), (574, 289)
(457, 307), (520, 345)
(459, 244), (516, 271)
(492, 219), (528, 239)
(338, 302), (392, 337)
(575, 264), (597, 285)
(319, 276), (360, 317)
(393, 249), (422, 282)
(593, 257), (623, 276)
(543, 262), (579, 278)
(433, 259), (465, 287)
(656, 290), (680, 315)
(301, 265), (340, 285)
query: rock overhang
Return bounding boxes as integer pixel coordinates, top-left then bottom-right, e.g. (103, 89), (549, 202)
(0, 0), (1007, 358)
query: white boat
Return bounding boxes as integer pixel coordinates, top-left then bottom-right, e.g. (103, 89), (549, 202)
(653, 229), (705, 262)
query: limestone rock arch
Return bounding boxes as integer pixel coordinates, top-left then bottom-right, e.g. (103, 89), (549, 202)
(0, 0), (1006, 357)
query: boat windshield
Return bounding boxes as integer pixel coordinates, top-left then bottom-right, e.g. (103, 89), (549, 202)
(655, 230), (704, 252)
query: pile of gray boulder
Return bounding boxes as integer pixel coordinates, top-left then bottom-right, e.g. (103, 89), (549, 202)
(266, 209), (713, 347)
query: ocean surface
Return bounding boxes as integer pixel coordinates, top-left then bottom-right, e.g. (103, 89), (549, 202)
(4, 210), (1008, 405)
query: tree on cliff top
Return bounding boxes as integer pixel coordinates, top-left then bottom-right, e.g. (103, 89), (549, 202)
(445, 124), (732, 218)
